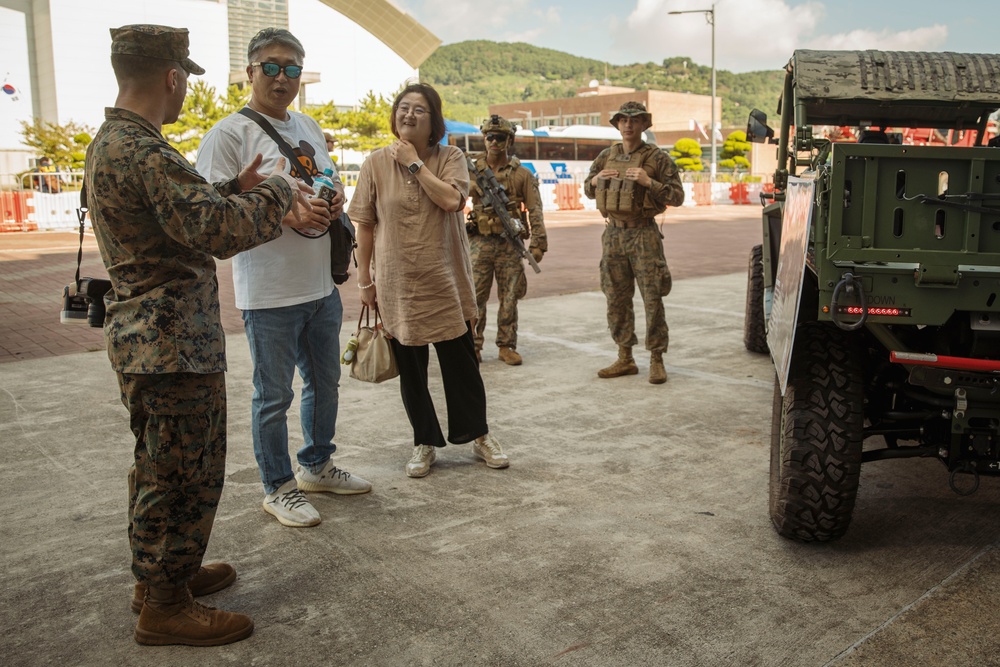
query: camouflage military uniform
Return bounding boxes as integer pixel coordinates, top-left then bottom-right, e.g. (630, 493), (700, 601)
(584, 142), (684, 354)
(86, 107), (293, 587)
(468, 154), (547, 352)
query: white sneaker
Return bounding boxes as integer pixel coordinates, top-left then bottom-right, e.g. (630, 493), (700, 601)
(296, 460), (372, 495)
(262, 480), (321, 527)
(405, 445), (436, 478)
(472, 434), (509, 469)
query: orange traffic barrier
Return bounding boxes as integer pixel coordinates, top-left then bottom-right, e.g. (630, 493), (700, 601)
(0, 191), (35, 232)
(554, 182), (583, 210)
(729, 182), (751, 205)
(693, 182), (712, 206)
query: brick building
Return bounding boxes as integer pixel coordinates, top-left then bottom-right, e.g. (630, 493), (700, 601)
(489, 84), (722, 148)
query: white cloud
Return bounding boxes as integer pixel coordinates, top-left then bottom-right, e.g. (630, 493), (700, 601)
(611, 0), (947, 72)
(612, 0), (825, 71)
(806, 25), (947, 51)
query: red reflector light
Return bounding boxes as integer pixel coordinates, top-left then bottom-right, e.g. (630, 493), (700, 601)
(836, 306), (910, 317)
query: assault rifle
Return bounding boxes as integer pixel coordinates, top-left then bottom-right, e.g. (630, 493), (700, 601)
(466, 156), (541, 273)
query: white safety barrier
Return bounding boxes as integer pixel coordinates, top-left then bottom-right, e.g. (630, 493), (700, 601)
(2, 173), (766, 235)
(27, 192), (83, 230)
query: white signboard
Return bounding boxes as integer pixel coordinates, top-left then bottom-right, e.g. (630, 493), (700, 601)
(768, 176), (815, 395)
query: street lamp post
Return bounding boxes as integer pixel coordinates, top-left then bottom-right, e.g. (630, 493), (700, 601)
(669, 4), (716, 182)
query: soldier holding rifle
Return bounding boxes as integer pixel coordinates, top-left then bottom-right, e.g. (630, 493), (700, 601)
(466, 115), (547, 365)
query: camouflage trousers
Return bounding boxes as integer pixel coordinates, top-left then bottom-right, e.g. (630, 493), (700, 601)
(600, 224), (673, 353)
(117, 371), (227, 588)
(469, 234), (528, 350)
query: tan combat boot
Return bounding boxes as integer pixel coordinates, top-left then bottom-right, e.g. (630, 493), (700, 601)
(598, 346), (639, 378)
(134, 585), (253, 646)
(131, 562), (237, 613)
(498, 346), (522, 366)
(649, 352), (667, 384)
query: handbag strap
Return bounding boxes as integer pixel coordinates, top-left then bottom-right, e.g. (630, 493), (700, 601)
(237, 107), (313, 186)
(355, 304), (382, 333)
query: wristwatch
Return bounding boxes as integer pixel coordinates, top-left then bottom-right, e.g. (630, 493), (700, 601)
(407, 160), (424, 175)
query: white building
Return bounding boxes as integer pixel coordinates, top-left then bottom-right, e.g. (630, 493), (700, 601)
(0, 0), (434, 171)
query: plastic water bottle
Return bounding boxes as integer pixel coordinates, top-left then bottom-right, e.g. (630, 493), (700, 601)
(314, 168), (338, 204)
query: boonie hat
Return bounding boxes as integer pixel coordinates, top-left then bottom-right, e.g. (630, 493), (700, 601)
(610, 101), (652, 128)
(110, 24), (205, 76)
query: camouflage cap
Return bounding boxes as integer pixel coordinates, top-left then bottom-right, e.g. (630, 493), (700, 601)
(610, 101), (652, 128)
(110, 25), (205, 76)
(481, 114), (517, 137)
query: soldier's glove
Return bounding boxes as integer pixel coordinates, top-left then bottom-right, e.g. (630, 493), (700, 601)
(530, 247), (544, 264)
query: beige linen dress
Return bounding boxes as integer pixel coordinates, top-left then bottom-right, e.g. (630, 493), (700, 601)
(348, 144), (476, 346)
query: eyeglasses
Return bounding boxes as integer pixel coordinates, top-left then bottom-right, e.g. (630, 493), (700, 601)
(397, 104), (428, 117)
(485, 133), (507, 143)
(251, 62), (303, 79)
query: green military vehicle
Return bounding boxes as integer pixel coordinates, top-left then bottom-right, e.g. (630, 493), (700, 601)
(744, 50), (1000, 542)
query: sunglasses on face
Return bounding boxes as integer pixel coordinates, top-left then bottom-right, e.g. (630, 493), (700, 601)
(251, 62), (303, 79)
(485, 133), (507, 143)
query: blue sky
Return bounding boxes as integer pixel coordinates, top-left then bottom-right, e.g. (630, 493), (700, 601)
(394, 0), (994, 73)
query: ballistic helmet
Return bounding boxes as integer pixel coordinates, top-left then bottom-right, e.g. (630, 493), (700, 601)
(480, 115), (517, 138)
(610, 101), (652, 129)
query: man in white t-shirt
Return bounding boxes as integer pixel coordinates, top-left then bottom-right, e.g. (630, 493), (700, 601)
(197, 27), (371, 528)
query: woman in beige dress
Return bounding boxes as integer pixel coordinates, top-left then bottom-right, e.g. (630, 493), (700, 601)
(348, 82), (509, 478)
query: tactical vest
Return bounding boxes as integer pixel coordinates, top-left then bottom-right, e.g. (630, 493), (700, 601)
(594, 143), (657, 221)
(470, 156), (527, 237)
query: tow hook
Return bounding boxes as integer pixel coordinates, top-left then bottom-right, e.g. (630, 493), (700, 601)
(831, 272), (867, 331)
(948, 462), (980, 496)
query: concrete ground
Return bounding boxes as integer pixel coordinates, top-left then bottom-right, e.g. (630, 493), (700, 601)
(3, 272), (1000, 666)
(1, 208), (999, 665)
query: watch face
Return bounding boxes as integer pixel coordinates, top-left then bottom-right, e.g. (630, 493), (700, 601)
(408, 161), (421, 174)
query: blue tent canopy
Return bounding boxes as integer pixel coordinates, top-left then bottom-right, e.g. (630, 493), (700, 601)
(442, 118), (480, 144)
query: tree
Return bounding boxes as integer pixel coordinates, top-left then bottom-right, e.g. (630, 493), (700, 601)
(719, 130), (751, 171)
(163, 81), (248, 158)
(670, 137), (704, 172)
(19, 119), (93, 169)
(302, 101), (340, 129)
(334, 92), (394, 154)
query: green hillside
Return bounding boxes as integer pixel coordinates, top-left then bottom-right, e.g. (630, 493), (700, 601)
(421, 40), (785, 129)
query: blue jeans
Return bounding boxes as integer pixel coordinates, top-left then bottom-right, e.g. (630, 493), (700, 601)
(243, 290), (343, 494)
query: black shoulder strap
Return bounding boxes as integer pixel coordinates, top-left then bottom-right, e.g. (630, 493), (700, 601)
(238, 107), (313, 186)
(75, 183), (88, 287)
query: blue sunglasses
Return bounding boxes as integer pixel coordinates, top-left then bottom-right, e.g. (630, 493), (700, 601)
(251, 62), (303, 79)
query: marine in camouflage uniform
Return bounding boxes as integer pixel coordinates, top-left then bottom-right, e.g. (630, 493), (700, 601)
(467, 115), (547, 365)
(584, 101), (685, 384)
(86, 24), (298, 646)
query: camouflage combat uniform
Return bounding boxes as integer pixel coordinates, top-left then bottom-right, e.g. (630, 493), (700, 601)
(584, 142), (684, 354)
(467, 154), (547, 351)
(86, 107), (293, 587)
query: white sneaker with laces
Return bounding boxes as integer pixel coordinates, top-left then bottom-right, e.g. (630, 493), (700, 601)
(262, 480), (321, 527)
(296, 460), (372, 494)
(472, 433), (509, 469)
(405, 445), (436, 478)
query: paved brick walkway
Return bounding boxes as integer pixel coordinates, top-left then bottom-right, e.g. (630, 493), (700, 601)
(0, 207), (760, 363)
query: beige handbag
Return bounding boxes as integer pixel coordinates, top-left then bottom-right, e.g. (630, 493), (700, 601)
(349, 305), (399, 383)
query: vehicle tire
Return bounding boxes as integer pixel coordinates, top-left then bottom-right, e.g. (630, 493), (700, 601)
(768, 322), (864, 542)
(743, 244), (769, 354)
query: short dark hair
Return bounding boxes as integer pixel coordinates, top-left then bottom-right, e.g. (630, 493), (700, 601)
(247, 28), (305, 64)
(111, 53), (179, 84)
(391, 83), (446, 146)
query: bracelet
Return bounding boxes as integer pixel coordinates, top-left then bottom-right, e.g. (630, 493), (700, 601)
(358, 280), (375, 289)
